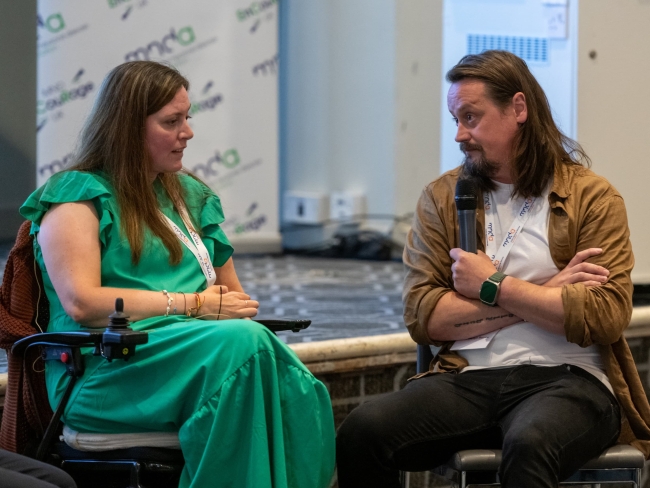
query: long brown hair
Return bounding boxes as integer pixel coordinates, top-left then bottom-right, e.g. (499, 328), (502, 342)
(69, 61), (193, 265)
(447, 50), (590, 198)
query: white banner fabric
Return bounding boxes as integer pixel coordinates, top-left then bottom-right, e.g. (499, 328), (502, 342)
(36, 0), (280, 252)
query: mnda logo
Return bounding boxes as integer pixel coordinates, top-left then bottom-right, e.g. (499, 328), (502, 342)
(37, 13), (65, 34)
(125, 27), (196, 61)
(191, 148), (240, 179)
(39, 153), (74, 178)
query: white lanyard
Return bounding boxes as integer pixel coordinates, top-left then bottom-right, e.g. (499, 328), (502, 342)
(484, 192), (536, 272)
(161, 206), (217, 287)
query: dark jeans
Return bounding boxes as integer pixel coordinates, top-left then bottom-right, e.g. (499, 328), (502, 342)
(0, 449), (76, 488)
(336, 364), (620, 488)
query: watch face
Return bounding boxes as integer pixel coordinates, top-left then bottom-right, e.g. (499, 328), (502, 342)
(480, 280), (498, 305)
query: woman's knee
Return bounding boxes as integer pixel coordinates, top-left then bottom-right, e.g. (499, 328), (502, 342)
(200, 319), (274, 348)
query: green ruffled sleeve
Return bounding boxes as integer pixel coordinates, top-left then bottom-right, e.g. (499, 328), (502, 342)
(180, 175), (234, 268)
(20, 171), (115, 246)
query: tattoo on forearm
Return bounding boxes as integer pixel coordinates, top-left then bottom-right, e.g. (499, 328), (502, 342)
(453, 313), (515, 328)
(454, 318), (483, 327)
(486, 314), (515, 321)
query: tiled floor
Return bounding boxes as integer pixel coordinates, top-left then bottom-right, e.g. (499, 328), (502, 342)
(0, 251), (407, 374)
(237, 255), (406, 344)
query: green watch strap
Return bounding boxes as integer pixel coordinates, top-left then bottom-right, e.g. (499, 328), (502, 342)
(479, 272), (508, 306)
(488, 272), (507, 284)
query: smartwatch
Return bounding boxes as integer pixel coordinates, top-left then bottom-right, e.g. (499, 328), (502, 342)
(479, 272), (508, 306)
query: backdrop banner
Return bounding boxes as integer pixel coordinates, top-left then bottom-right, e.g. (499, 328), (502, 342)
(37, 0), (280, 252)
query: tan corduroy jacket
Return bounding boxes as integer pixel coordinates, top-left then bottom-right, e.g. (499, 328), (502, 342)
(403, 162), (650, 458)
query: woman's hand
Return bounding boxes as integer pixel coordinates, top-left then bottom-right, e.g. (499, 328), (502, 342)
(199, 285), (259, 320)
(543, 248), (609, 288)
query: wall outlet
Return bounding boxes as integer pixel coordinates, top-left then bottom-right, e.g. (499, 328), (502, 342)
(283, 191), (329, 225)
(330, 192), (366, 220)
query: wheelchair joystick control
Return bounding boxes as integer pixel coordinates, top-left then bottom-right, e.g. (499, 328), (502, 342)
(107, 297), (129, 327)
(101, 298), (148, 362)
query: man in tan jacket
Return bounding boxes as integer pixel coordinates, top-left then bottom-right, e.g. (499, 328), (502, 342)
(337, 50), (650, 488)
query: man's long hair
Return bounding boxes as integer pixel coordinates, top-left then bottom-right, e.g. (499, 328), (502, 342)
(68, 61), (195, 265)
(447, 50), (590, 198)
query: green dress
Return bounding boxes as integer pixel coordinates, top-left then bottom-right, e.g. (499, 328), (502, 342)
(20, 171), (336, 488)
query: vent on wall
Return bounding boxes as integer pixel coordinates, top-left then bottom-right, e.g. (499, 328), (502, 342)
(467, 35), (549, 63)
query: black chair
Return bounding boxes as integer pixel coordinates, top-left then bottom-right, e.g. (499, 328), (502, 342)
(400, 345), (644, 488)
(11, 298), (311, 488)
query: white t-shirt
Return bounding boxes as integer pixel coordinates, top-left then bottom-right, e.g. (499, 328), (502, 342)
(457, 181), (612, 393)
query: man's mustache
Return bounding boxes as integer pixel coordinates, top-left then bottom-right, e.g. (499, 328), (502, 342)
(459, 142), (483, 153)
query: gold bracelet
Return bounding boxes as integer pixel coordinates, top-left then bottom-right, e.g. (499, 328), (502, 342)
(187, 292), (203, 317)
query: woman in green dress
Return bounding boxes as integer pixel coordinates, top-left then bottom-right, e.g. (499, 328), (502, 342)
(20, 61), (335, 488)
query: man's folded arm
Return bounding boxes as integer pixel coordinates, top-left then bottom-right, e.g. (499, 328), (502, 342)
(403, 186), (520, 344)
(562, 195), (634, 346)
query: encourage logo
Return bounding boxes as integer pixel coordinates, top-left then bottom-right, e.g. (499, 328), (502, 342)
(37, 82), (94, 115)
(236, 0), (277, 22)
(233, 203), (267, 234)
(124, 26), (196, 61)
(107, 0), (131, 8)
(188, 80), (224, 116)
(189, 94), (223, 116)
(235, 214), (267, 234)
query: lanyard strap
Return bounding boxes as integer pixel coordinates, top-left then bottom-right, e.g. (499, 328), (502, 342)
(161, 206), (217, 287)
(484, 192), (536, 272)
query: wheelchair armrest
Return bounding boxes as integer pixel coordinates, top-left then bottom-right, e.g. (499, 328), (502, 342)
(11, 320), (302, 356)
(256, 319), (312, 333)
(11, 331), (104, 356)
(12, 327), (148, 362)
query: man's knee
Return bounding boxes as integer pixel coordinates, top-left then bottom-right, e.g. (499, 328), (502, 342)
(503, 425), (551, 460)
(337, 403), (380, 443)
(337, 400), (392, 450)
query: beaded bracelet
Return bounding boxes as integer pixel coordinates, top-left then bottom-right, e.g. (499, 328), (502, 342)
(162, 290), (174, 317)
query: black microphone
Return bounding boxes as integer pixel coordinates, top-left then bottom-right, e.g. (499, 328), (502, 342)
(455, 179), (478, 253)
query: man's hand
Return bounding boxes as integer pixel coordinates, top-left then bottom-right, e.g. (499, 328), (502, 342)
(543, 248), (609, 288)
(449, 248), (497, 300)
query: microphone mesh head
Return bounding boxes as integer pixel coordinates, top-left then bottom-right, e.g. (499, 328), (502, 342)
(455, 179), (478, 210)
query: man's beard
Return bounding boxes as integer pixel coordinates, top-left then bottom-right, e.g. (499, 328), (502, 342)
(459, 142), (499, 180)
